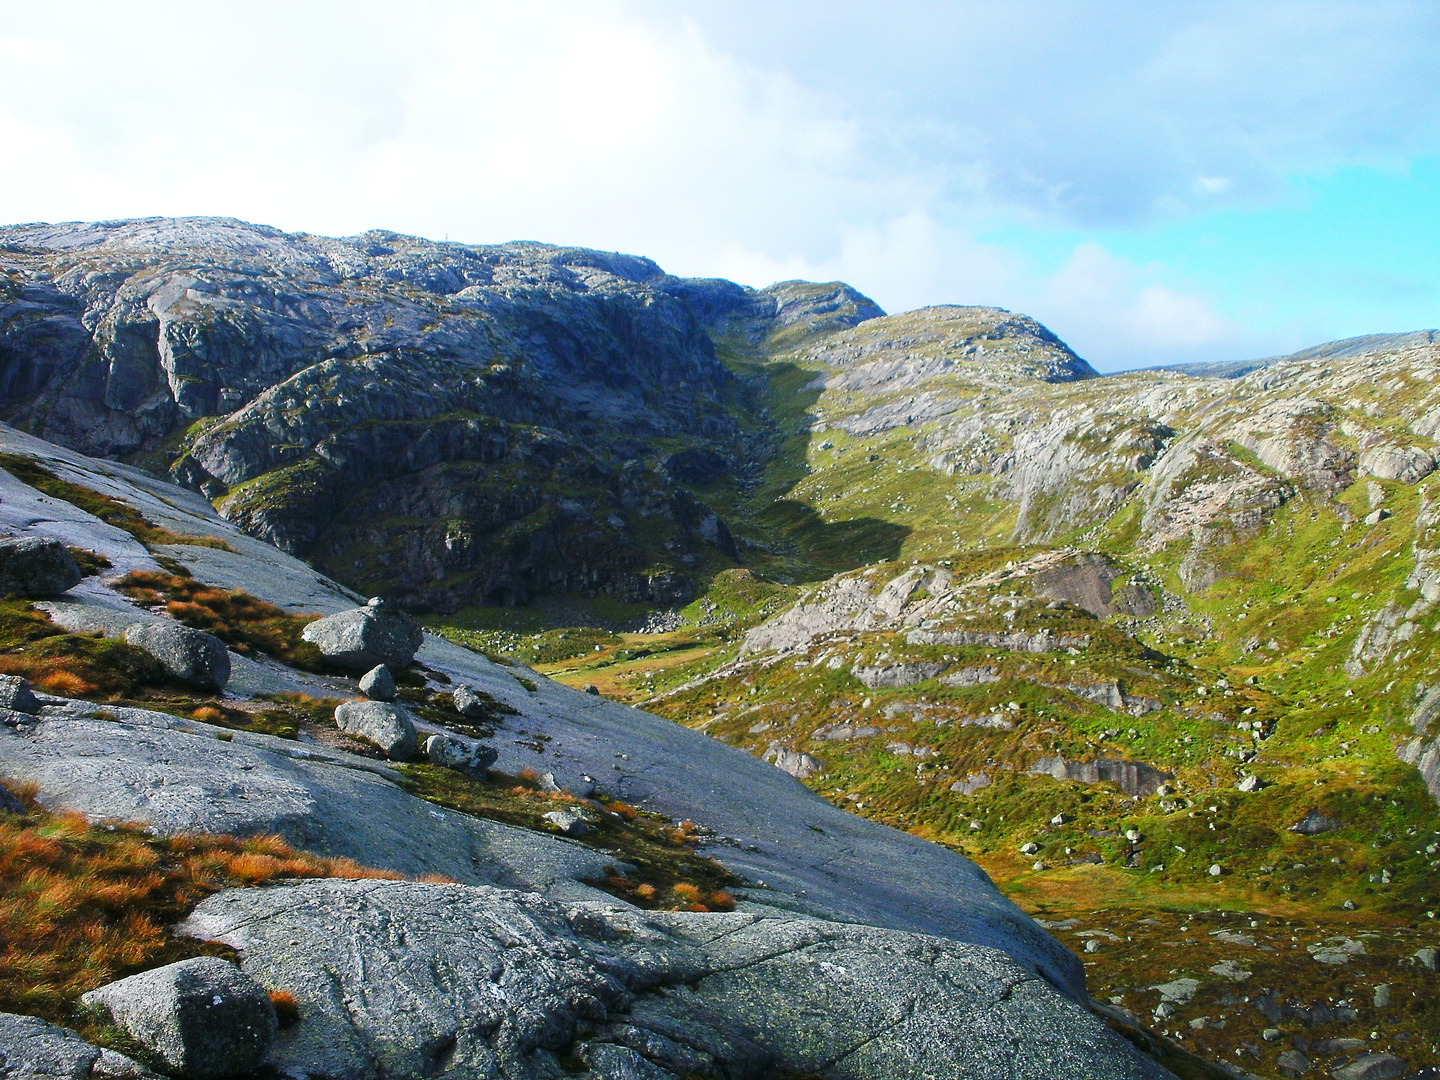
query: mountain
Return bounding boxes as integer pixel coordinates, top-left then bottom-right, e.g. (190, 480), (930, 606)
(1137, 329), (1440, 380)
(4, 216), (1440, 1079)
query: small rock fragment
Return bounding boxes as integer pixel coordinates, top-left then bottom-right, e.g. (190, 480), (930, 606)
(358, 665), (396, 701)
(1236, 774), (1263, 792)
(1209, 863), (1223, 877)
(80, 957), (276, 1079)
(1414, 946), (1439, 972)
(1275, 1048), (1308, 1077)
(0, 1011), (160, 1080)
(1019, 842), (1040, 855)
(1373, 983), (1391, 1008)
(452, 684), (496, 720)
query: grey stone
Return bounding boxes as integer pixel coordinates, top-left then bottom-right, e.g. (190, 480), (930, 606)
(423, 732), (497, 777)
(123, 622), (230, 691)
(541, 809), (590, 837)
(0, 1012), (159, 1080)
(1029, 755), (1172, 797)
(0, 536), (81, 599)
(0, 784), (25, 814)
(1364, 507), (1392, 526)
(1276, 1049), (1308, 1076)
(762, 744), (824, 779)
(180, 879), (1171, 1080)
(0, 676), (39, 715)
(1237, 774), (1264, 792)
(301, 599), (423, 671)
(357, 664), (395, 701)
(1331, 1053), (1408, 1080)
(851, 661), (947, 689)
(1151, 977), (1200, 1003)
(1290, 811), (1342, 835)
(950, 772), (991, 795)
(334, 700), (417, 759)
(80, 957), (276, 1079)
(452, 684), (496, 719)
(1373, 983), (1391, 1008)
(1414, 946), (1439, 971)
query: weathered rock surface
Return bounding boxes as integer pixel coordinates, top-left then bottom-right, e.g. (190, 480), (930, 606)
(763, 744), (825, 779)
(0, 536), (81, 598)
(850, 660), (947, 689)
(123, 621), (231, 691)
(81, 958), (276, 1079)
(356, 664), (395, 701)
(302, 599), (423, 671)
(333, 700), (418, 759)
(0, 676), (39, 714)
(0, 1012), (159, 1080)
(1028, 756), (1173, 797)
(0, 700), (615, 898)
(424, 732), (497, 777)
(181, 879), (1170, 1080)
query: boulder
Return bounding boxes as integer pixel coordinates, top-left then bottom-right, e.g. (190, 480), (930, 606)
(0, 1011), (159, 1080)
(1028, 756), (1172, 797)
(123, 622), (231, 691)
(301, 597), (423, 671)
(0, 785), (25, 814)
(335, 701), (417, 760)
(763, 745), (824, 779)
(1332, 1053), (1409, 1080)
(0, 676), (39, 715)
(357, 664), (396, 701)
(423, 732), (497, 777)
(1289, 810), (1341, 835)
(452, 684), (495, 720)
(80, 957), (277, 1079)
(0, 537), (81, 599)
(541, 809), (591, 837)
(180, 879), (1170, 1080)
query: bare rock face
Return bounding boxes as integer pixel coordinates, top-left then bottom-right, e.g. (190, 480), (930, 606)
(123, 622), (231, 691)
(180, 879), (1170, 1080)
(80, 957), (277, 1079)
(0, 1012), (159, 1080)
(334, 700), (417, 759)
(0, 537), (81, 599)
(1028, 756), (1173, 797)
(301, 598), (423, 671)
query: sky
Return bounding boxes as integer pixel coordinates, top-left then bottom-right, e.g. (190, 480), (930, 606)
(0, 1), (1437, 371)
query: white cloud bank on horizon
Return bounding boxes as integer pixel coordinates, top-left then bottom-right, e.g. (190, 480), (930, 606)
(0, 1), (1435, 369)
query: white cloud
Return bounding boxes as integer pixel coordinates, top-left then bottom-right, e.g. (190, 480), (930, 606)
(0, 1), (1433, 369)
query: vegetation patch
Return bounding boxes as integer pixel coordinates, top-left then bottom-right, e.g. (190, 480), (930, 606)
(0, 453), (234, 550)
(111, 570), (324, 671)
(0, 781), (404, 1041)
(396, 764), (741, 911)
(0, 599), (168, 699)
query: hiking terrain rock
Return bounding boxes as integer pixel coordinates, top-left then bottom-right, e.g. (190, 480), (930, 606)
(0, 537), (81, 598)
(123, 621), (231, 691)
(81, 957), (276, 1079)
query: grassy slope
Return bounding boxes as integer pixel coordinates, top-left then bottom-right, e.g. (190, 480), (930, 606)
(426, 321), (1440, 1078)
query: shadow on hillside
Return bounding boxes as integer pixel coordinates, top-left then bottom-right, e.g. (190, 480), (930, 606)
(757, 499), (910, 577)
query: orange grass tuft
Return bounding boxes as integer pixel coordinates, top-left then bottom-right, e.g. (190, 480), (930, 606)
(269, 989), (301, 1027)
(0, 781), (404, 1026)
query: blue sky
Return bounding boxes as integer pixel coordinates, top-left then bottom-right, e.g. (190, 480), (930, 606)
(0, 1), (1436, 370)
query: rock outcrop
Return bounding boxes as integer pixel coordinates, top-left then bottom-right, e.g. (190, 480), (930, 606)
(0, 1012), (159, 1080)
(180, 879), (1169, 1080)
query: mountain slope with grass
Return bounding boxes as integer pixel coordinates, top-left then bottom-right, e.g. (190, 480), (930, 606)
(5, 217), (1440, 1079)
(0, 420), (1182, 1080)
